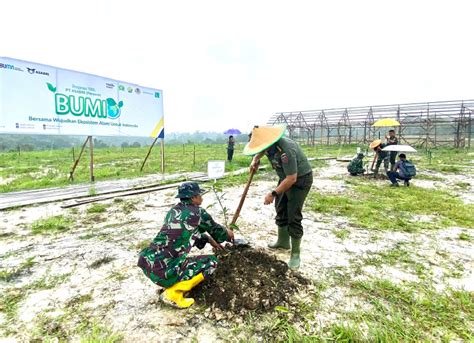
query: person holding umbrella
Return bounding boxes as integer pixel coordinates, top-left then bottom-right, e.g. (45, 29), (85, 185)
(227, 135), (235, 162)
(224, 128), (241, 162)
(371, 119), (400, 175)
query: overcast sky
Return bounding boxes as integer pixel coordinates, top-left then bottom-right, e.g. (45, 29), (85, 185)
(1, 0), (473, 133)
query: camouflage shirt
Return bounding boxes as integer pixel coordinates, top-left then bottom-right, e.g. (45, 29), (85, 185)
(137, 200), (228, 287)
(347, 157), (364, 174)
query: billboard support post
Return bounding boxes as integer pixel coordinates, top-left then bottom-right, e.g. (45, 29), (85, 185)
(161, 138), (165, 175)
(89, 136), (95, 182)
(140, 136), (159, 172)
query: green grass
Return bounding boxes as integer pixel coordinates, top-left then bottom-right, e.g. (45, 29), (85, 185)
(87, 203), (107, 214)
(333, 228), (350, 240)
(89, 256), (115, 269)
(134, 239), (150, 251)
(31, 215), (73, 234)
(358, 243), (429, 278)
(455, 181), (471, 190)
(28, 273), (71, 290)
(459, 232), (472, 242)
(308, 179), (474, 231)
(79, 321), (123, 343)
(416, 147), (474, 174)
(1, 144), (470, 193)
(0, 257), (36, 282)
(0, 144), (253, 193)
(0, 288), (26, 323)
(346, 279), (474, 341)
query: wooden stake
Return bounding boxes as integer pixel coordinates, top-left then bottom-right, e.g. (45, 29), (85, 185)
(230, 168), (256, 226)
(89, 136), (94, 182)
(140, 136), (159, 172)
(69, 136), (90, 181)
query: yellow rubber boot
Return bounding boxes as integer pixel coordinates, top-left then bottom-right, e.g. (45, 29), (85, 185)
(160, 273), (205, 309)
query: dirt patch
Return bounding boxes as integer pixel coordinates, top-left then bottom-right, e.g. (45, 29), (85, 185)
(189, 245), (309, 318)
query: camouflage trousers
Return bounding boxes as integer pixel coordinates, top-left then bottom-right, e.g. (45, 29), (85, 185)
(138, 254), (218, 289)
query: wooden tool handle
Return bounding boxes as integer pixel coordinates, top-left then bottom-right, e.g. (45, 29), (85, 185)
(370, 152), (378, 170)
(230, 168), (256, 226)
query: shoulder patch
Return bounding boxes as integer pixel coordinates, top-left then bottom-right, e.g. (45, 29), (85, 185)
(281, 153), (289, 164)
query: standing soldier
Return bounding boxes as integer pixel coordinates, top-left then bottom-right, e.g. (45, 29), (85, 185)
(244, 125), (313, 270)
(386, 129), (398, 171)
(137, 182), (234, 308)
(370, 139), (389, 177)
(227, 135), (235, 162)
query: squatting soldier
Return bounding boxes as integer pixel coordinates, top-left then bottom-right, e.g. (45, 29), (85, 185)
(244, 125), (313, 270)
(370, 139), (389, 177)
(347, 153), (365, 176)
(137, 182), (234, 309)
(385, 129), (398, 171)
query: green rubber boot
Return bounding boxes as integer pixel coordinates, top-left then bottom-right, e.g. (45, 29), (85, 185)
(268, 226), (290, 250)
(288, 237), (301, 270)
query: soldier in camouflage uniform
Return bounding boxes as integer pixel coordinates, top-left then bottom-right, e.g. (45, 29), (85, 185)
(137, 182), (233, 309)
(370, 139), (389, 177)
(347, 153), (365, 176)
(244, 125), (313, 270)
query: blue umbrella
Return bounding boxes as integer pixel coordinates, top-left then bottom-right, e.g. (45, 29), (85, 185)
(224, 128), (242, 135)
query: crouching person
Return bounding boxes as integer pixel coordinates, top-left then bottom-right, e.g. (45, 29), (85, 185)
(387, 153), (416, 187)
(137, 182), (234, 308)
(347, 153), (365, 176)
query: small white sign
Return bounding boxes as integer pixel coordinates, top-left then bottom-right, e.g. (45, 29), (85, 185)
(208, 160), (225, 180)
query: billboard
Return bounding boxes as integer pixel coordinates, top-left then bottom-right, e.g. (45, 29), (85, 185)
(0, 57), (164, 138)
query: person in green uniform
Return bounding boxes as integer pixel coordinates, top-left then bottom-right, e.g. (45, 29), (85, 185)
(227, 135), (235, 162)
(370, 139), (389, 177)
(137, 182), (234, 308)
(243, 125), (313, 270)
(347, 153), (365, 176)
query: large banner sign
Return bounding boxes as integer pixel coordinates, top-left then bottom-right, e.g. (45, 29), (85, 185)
(0, 57), (164, 138)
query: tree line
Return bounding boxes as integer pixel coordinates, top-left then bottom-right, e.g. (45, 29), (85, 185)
(0, 132), (250, 152)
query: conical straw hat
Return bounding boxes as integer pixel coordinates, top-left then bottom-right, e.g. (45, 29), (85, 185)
(243, 125), (286, 155)
(369, 139), (382, 149)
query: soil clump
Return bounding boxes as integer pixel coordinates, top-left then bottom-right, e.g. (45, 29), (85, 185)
(189, 245), (309, 317)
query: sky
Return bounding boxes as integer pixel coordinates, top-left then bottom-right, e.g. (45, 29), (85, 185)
(1, 0), (473, 133)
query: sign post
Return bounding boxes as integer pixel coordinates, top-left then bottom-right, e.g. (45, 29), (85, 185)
(207, 160), (225, 182)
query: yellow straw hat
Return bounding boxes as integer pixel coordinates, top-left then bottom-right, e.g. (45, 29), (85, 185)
(243, 125), (286, 155)
(369, 139), (382, 149)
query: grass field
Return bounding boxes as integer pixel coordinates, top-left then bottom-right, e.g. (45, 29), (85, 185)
(0, 142), (473, 341)
(0, 143), (472, 193)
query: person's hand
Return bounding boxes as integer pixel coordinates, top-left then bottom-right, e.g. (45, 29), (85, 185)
(226, 228), (234, 242)
(264, 192), (275, 205)
(208, 236), (224, 250)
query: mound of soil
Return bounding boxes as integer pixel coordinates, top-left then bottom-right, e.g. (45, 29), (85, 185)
(189, 245), (309, 317)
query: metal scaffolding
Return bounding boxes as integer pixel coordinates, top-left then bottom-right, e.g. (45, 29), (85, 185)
(268, 100), (473, 148)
